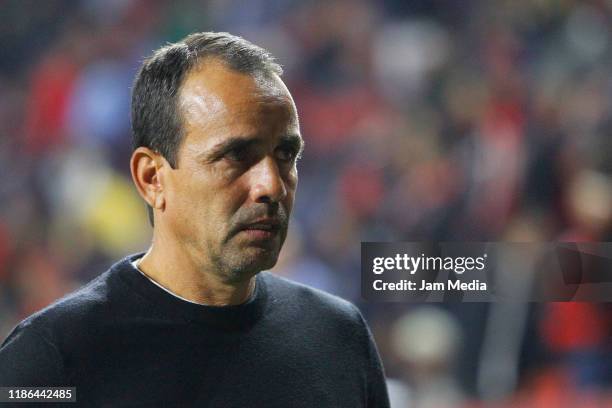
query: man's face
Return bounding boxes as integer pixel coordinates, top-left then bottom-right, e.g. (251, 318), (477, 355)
(162, 59), (302, 282)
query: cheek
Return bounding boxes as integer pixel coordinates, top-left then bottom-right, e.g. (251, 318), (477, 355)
(163, 180), (203, 236)
(165, 171), (216, 228)
(181, 172), (248, 231)
(288, 167), (298, 191)
(283, 171), (298, 212)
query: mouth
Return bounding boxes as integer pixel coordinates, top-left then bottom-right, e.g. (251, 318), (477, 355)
(237, 219), (282, 241)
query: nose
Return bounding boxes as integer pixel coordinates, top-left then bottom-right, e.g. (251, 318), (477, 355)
(248, 156), (287, 204)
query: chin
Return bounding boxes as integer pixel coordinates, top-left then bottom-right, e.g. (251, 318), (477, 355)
(243, 248), (280, 273)
(215, 234), (285, 280)
(220, 248), (280, 282)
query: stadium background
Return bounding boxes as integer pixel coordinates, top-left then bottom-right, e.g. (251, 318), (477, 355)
(0, 0), (611, 406)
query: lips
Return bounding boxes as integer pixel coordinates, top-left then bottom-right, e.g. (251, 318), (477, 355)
(237, 219), (282, 240)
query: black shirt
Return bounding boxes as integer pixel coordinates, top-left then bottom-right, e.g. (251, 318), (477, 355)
(0, 254), (390, 407)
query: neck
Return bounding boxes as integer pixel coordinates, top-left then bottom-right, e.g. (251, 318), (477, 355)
(137, 235), (256, 307)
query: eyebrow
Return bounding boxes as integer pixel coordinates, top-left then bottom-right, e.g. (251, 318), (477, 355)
(279, 134), (305, 157)
(200, 134), (304, 163)
(203, 137), (257, 162)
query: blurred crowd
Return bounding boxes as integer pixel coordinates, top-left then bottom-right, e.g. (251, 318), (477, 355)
(1, 0), (611, 406)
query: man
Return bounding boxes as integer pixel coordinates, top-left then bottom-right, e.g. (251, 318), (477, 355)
(0, 32), (390, 407)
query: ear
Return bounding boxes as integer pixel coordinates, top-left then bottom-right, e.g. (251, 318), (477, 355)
(130, 147), (168, 212)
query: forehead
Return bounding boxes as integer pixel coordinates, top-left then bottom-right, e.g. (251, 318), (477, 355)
(178, 59), (298, 141)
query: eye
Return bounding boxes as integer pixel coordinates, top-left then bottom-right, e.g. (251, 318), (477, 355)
(275, 145), (300, 163)
(224, 145), (252, 162)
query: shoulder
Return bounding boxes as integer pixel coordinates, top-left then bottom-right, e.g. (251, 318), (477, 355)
(23, 274), (110, 328)
(259, 272), (383, 379)
(5, 255), (134, 344)
(260, 271), (365, 326)
(0, 260), (126, 386)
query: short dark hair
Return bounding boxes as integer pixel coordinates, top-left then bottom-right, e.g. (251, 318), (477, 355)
(131, 32), (283, 225)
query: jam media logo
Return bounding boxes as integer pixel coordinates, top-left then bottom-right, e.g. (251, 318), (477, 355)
(361, 242), (612, 302)
(361, 242), (493, 302)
